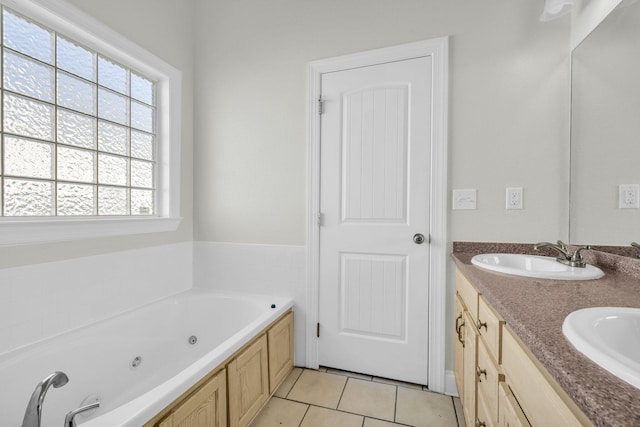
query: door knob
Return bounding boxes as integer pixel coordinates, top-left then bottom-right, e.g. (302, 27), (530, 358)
(413, 233), (426, 244)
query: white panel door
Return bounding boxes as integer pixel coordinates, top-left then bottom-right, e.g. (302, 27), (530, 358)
(318, 56), (432, 384)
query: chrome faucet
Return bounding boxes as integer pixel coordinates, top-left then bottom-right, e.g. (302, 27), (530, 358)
(534, 240), (591, 268)
(65, 400), (100, 427)
(631, 242), (640, 258)
(22, 371), (69, 427)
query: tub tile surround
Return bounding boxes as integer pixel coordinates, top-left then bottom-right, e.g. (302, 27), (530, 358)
(251, 368), (460, 427)
(194, 241), (307, 365)
(0, 242), (192, 355)
(452, 241), (640, 427)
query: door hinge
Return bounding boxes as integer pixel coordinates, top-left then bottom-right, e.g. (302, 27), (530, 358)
(316, 212), (323, 226)
(317, 322), (320, 338)
(318, 98), (325, 115)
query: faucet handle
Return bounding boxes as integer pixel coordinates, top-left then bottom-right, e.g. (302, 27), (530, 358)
(556, 240), (568, 251)
(571, 245), (591, 266)
(631, 242), (640, 258)
(65, 401), (100, 427)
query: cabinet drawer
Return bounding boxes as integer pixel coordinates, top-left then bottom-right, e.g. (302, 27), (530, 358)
(477, 338), (500, 425)
(456, 269), (478, 321)
(498, 382), (530, 427)
(502, 327), (591, 427)
(478, 296), (504, 363)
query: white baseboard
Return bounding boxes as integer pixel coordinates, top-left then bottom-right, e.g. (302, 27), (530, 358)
(444, 369), (459, 396)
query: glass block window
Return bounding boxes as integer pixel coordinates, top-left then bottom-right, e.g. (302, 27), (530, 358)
(0, 7), (156, 217)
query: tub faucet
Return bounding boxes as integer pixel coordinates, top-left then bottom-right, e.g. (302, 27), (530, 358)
(534, 240), (590, 268)
(22, 371), (69, 427)
(65, 400), (100, 427)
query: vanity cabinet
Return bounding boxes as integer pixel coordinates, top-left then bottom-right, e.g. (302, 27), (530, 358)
(454, 269), (593, 427)
(454, 269), (481, 427)
(461, 310), (478, 427)
(453, 296), (464, 400)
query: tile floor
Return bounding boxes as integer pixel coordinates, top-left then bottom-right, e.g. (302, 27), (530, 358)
(250, 367), (464, 427)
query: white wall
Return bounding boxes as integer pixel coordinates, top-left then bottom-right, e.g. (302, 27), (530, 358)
(193, 242), (307, 365)
(194, 0), (571, 245)
(2, 0), (577, 380)
(193, 0), (571, 372)
(571, 0), (622, 48)
(0, 242), (192, 355)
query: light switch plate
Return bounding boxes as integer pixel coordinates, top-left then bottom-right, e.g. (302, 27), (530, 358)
(453, 189), (477, 210)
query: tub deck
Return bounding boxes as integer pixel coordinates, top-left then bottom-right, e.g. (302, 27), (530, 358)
(0, 289), (293, 427)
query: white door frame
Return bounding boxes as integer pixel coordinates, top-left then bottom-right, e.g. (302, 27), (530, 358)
(306, 37), (449, 393)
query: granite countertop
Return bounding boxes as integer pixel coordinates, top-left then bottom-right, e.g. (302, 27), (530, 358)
(452, 242), (640, 427)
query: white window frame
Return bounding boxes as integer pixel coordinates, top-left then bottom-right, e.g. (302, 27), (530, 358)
(0, 0), (182, 246)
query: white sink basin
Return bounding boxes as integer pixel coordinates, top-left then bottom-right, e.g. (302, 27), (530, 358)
(563, 307), (640, 389)
(470, 253), (604, 280)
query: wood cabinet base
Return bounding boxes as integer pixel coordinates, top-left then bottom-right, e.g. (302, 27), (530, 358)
(146, 310), (294, 427)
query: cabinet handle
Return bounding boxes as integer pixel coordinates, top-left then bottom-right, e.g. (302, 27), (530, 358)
(456, 316), (465, 347)
(455, 313), (463, 333)
(476, 366), (487, 382)
(475, 419), (486, 427)
(477, 319), (487, 331)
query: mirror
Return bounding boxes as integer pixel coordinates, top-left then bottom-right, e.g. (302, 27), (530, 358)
(570, 0), (640, 248)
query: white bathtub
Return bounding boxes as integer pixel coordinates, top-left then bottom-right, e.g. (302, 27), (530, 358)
(0, 288), (293, 427)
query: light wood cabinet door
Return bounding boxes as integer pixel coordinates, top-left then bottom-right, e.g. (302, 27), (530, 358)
(462, 310), (478, 427)
(454, 294), (465, 401)
(456, 269), (479, 320)
(268, 311), (294, 393)
(228, 334), (270, 427)
(158, 369), (227, 427)
(477, 338), (501, 426)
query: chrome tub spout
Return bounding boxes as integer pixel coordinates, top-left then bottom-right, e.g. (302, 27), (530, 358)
(22, 371), (69, 427)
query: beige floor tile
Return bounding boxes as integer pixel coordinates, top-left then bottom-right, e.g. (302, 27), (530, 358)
(274, 367), (303, 398)
(250, 397), (308, 427)
(453, 396), (464, 427)
(363, 418), (406, 427)
(300, 405), (363, 427)
(372, 376), (423, 390)
(338, 378), (396, 421)
(326, 367), (373, 381)
(287, 369), (347, 408)
(396, 388), (457, 427)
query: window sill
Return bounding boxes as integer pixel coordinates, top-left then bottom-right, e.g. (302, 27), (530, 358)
(0, 216), (182, 246)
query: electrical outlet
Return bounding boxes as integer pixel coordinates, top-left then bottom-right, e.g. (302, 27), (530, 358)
(453, 189), (477, 210)
(619, 184), (639, 209)
(506, 187), (523, 210)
